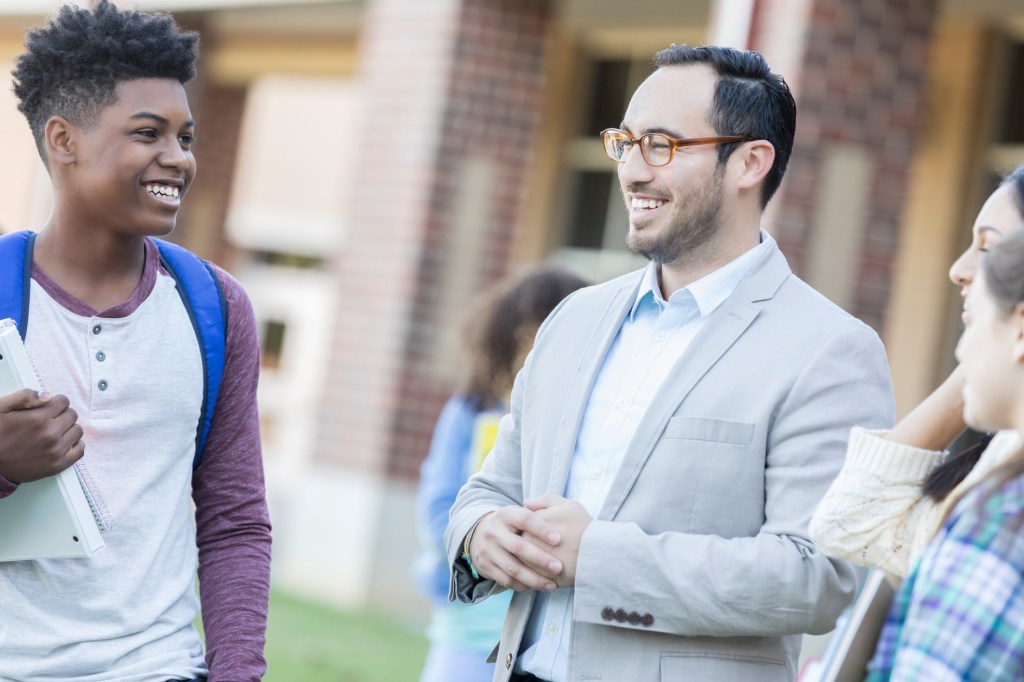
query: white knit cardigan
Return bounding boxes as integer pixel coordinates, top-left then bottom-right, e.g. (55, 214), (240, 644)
(809, 427), (1023, 577)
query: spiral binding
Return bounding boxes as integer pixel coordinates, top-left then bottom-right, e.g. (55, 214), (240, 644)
(73, 462), (113, 532)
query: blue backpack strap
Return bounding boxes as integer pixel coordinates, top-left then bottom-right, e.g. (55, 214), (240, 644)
(154, 239), (227, 469)
(0, 231), (37, 339)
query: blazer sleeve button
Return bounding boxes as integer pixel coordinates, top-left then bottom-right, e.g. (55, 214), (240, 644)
(641, 613), (654, 627)
(614, 608), (627, 623)
(601, 607), (615, 621)
(505, 652), (513, 670)
(627, 611), (641, 625)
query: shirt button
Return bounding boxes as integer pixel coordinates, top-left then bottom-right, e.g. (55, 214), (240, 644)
(615, 399), (627, 409)
(590, 471), (601, 480)
(92, 324), (102, 335)
(95, 351), (106, 362)
(655, 333), (666, 342)
(98, 380), (108, 391)
(546, 623), (558, 635)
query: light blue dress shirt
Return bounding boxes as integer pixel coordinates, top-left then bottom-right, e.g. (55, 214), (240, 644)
(517, 233), (772, 682)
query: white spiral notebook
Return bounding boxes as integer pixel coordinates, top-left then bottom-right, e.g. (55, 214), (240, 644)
(0, 318), (108, 561)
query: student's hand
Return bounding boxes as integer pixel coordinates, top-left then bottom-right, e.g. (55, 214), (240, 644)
(524, 494), (592, 588)
(468, 505), (564, 593)
(0, 390), (84, 484)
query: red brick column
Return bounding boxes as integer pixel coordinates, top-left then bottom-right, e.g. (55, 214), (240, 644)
(158, 14), (246, 266)
(751, 0), (938, 332)
(316, 0), (553, 480)
(173, 82), (247, 264)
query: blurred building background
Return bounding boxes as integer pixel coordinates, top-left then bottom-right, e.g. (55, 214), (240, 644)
(1, 0), (1024, 633)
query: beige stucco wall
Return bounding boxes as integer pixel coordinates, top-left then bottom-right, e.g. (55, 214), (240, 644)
(885, 21), (993, 416)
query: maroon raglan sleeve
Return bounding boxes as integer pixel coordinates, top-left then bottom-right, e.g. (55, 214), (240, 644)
(0, 475), (16, 498)
(191, 265), (272, 681)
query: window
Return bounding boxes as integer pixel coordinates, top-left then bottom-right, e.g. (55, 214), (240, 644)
(260, 319), (287, 370)
(988, 38), (1024, 174)
(555, 56), (652, 279)
(998, 42), (1024, 144)
(538, 19), (708, 280)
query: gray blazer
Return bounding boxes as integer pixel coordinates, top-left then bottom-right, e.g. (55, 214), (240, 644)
(446, 240), (895, 682)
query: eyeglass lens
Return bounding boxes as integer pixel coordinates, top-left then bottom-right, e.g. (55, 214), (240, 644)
(603, 132), (673, 166)
(640, 134), (673, 165)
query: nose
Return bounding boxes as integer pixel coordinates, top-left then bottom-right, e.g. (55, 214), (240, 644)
(159, 138), (191, 171)
(948, 248), (977, 289)
(617, 143), (655, 189)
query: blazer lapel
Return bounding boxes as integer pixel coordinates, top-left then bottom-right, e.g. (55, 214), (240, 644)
(598, 243), (792, 520)
(545, 277), (639, 496)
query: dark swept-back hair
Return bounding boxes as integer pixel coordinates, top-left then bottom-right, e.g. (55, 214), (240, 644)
(652, 44), (796, 209)
(12, 0), (199, 161)
(461, 266), (589, 410)
(924, 162), (1024, 503)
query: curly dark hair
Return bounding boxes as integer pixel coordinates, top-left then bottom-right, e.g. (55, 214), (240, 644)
(12, 0), (199, 160)
(461, 266), (589, 410)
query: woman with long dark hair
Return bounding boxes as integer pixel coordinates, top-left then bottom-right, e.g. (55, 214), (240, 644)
(810, 164), (1024, 577)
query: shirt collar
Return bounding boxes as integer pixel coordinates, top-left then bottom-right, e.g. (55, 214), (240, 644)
(629, 230), (774, 321)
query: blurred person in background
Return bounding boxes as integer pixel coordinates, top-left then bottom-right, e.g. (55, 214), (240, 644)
(413, 266), (589, 682)
(445, 44), (894, 682)
(810, 164), (1024, 579)
(865, 226), (1024, 680)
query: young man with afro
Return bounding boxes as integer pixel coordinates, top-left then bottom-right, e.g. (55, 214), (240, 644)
(0, 2), (271, 680)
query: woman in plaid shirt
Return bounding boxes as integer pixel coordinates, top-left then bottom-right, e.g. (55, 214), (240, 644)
(867, 218), (1024, 679)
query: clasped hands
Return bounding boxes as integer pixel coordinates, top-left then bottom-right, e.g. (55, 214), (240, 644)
(467, 494), (592, 592)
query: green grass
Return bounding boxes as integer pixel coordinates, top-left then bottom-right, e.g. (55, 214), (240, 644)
(264, 590), (429, 682)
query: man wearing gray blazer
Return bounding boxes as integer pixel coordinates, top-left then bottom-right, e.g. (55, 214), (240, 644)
(445, 44), (894, 682)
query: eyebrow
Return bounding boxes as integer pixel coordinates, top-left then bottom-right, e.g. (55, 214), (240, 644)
(620, 124), (685, 138)
(977, 226), (1003, 237)
(130, 112), (196, 128)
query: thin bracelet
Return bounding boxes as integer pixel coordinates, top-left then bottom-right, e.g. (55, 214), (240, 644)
(461, 514), (488, 580)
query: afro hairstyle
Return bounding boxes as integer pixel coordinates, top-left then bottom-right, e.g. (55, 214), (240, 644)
(12, 0), (199, 161)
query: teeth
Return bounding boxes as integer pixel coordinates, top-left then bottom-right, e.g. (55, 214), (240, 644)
(145, 184), (180, 199)
(631, 198), (666, 210)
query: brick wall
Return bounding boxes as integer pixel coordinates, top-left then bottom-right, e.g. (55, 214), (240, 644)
(752, 0), (938, 332)
(316, 0), (553, 480)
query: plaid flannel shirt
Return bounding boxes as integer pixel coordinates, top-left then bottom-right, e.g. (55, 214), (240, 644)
(866, 470), (1024, 681)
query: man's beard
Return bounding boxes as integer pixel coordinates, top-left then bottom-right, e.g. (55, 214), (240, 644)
(625, 166), (725, 266)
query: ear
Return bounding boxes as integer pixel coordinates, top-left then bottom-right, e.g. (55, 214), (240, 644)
(731, 140), (776, 193)
(43, 116), (77, 167)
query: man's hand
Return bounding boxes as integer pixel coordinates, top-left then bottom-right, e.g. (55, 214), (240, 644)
(524, 494), (592, 587)
(468, 505), (564, 593)
(0, 390), (84, 484)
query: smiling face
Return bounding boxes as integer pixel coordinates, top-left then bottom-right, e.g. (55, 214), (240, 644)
(949, 183), (1023, 320)
(617, 65), (732, 266)
(61, 77), (196, 238)
(956, 268), (1024, 432)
